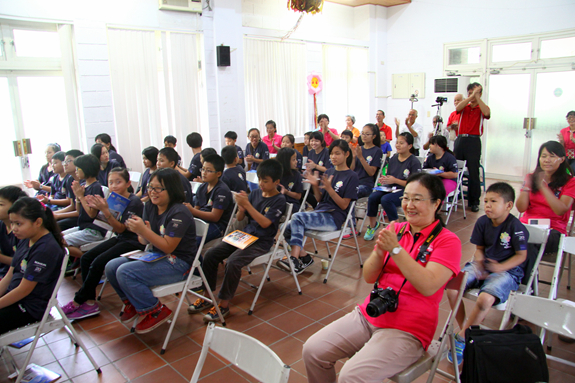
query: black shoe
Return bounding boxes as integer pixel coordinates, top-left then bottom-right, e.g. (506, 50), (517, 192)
(294, 255), (314, 275)
(471, 205), (480, 212)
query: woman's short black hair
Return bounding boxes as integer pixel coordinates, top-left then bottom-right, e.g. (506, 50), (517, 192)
(74, 154), (101, 179)
(310, 131), (326, 148)
(265, 120), (277, 131)
(202, 154), (225, 174)
(276, 148), (296, 178)
(317, 114), (329, 124)
(91, 143), (105, 160)
(248, 128), (260, 138)
(429, 135), (452, 154)
(405, 173), (446, 226)
(567, 111), (575, 118)
(149, 168), (185, 206)
(364, 123), (381, 147)
(532, 140), (572, 193)
(221, 145), (238, 165)
(95, 133), (117, 152)
(328, 139), (353, 168)
(142, 146), (159, 167)
(0, 186), (28, 203)
(398, 132), (415, 154)
(257, 159), (282, 182)
(47, 143), (61, 153)
(283, 134), (295, 145)
(158, 147), (179, 168)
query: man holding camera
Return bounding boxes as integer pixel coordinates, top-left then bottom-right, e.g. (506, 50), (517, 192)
(395, 109), (423, 156)
(454, 83), (491, 212)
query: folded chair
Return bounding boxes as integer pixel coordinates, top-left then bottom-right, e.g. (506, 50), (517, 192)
(127, 218), (226, 353)
(390, 271), (468, 383)
(538, 234), (571, 297)
(444, 159), (467, 224)
(190, 322), (290, 383)
(0, 249), (101, 383)
(302, 201), (363, 283)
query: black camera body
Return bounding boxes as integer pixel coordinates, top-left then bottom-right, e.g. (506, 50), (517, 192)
(366, 287), (399, 317)
(435, 96), (448, 105)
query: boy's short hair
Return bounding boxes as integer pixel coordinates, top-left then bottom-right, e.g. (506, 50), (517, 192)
(256, 159), (282, 182)
(467, 82), (482, 93)
(317, 114), (329, 124)
(203, 154), (225, 174)
(221, 145), (238, 165)
(224, 131), (238, 140)
(341, 130), (353, 139)
(186, 132), (203, 148)
(74, 154), (101, 179)
(66, 149), (84, 158)
(201, 148), (217, 159)
(52, 151), (66, 162)
(164, 135), (177, 145)
(158, 147), (179, 168)
(486, 182), (515, 203)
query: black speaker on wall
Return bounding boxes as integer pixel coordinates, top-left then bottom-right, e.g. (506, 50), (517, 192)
(217, 45), (230, 67)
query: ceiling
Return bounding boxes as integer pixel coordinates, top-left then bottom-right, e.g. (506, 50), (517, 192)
(326, 0), (411, 6)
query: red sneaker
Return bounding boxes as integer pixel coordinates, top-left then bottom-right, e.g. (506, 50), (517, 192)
(135, 305), (173, 334)
(120, 303), (137, 324)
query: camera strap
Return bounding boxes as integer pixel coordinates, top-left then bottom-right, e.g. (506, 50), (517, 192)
(375, 222), (444, 297)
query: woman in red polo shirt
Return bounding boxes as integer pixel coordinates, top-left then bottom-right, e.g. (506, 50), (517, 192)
(557, 111), (575, 173)
(302, 173), (461, 382)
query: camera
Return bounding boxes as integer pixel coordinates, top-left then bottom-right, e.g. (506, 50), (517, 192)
(435, 96), (448, 105)
(365, 287), (399, 317)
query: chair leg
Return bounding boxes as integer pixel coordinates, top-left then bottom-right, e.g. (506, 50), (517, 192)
(13, 330), (44, 383)
(160, 286), (189, 354)
(351, 221), (363, 268)
(248, 254), (275, 315)
(97, 277), (107, 301)
(197, 267), (226, 326)
(568, 253), (572, 290)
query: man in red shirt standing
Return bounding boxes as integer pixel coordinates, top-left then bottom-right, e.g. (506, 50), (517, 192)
(454, 83), (491, 212)
(376, 110), (392, 143)
(446, 94), (463, 138)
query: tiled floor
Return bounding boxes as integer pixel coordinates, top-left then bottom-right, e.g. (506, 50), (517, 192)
(1, 180), (575, 383)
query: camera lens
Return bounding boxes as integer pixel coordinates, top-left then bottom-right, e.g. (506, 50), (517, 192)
(366, 298), (388, 317)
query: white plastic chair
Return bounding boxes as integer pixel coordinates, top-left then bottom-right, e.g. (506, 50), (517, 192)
(102, 185), (111, 199)
(445, 159), (467, 224)
(241, 204), (301, 315)
(190, 181), (202, 194)
(538, 234), (572, 298)
(245, 171), (258, 184)
(301, 200), (363, 284)
(463, 225), (549, 315)
(500, 292), (575, 369)
(127, 218), (226, 353)
(0, 249), (101, 383)
(129, 171), (142, 192)
(298, 182), (312, 213)
(200, 202), (240, 253)
(356, 163), (383, 234)
(390, 272), (468, 383)
(190, 322), (290, 383)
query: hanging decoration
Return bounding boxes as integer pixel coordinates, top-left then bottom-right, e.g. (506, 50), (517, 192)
(307, 72), (323, 129)
(287, 0), (324, 14)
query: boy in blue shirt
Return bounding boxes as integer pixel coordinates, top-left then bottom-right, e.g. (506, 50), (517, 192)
(380, 130), (392, 161)
(38, 151), (69, 210)
(188, 160), (286, 321)
(221, 145), (248, 193)
(224, 131), (244, 167)
(446, 182), (529, 365)
(179, 132), (203, 180)
(54, 150), (84, 231)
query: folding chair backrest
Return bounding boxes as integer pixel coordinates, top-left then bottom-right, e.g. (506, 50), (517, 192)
(223, 202), (248, 236)
(192, 322), (290, 383)
(416, 156), (424, 168)
(44, 248), (69, 323)
(522, 225), (550, 289)
(129, 171), (142, 191)
(343, 200), (357, 230)
(194, 218), (209, 258)
(443, 271), (469, 334)
(503, 293), (575, 339)
(246, 172), (258, 184)
(102, 186), (111, 199)
(299, 182), (311, 212)
(190, 181), (202, 194)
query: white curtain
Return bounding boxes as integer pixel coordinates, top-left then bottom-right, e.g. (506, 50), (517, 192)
(244, 38), (307, 137)
(108, 29), (206, 171)
(322, 45), (369, 132)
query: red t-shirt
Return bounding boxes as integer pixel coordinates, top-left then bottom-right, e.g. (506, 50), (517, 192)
(560, 127), (575, 159)
(358, 221), (461, 350)
(458, 104), (490, 136)
(378, 123), (393, 141)
(446, 111), (461, 136)
(323, 128), (339, 147)
(520, 176), (575, 234)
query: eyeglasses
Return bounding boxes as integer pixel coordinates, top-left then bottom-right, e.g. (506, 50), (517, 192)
(249, 135), (259, 139)
(361, 132), (373, 136)
(147, 184), (166, 194)
(201, 168), (216, 173)
(400, 197), (433, 205)
(63, 160), (73, 164)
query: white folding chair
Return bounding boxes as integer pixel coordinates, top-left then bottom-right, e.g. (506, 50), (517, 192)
(416, 156), (425, 167)
(190, 322), (290, 383)
(538, 234), (572, 298)
(390, 272), (468, 383)
(190, 181), (202, 194)
(463, 225), (549, 317)
(128, 218), (226, 353)
(200, 202), (241, 253)
(500, 292), (575, 368)
(298, 182), (312, 213)
(128, 171), (142, 192)
(102, 186), (111, 199)
(445, 159), (467, 224)
(301, 200), (363, 284)
(356, 164), (382, 235)
(241, 204), (302, 315)
(0, 249), (101, 383)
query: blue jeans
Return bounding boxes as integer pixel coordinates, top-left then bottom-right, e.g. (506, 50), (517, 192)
(367, 190), (404, 222)
(463, 262), (521, 304)
(357, 184), (372, 199)
(105, 256), (191, 314)
(197, 223), (223, 248)
(284, 212), (338, 248)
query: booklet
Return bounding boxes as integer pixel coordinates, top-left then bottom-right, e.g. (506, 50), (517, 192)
(126, 251), (167, 262)
(422, 168), (444, 175)
(9, 337), (34, 349)
(222, 230), (258, 250)
(8, 364), (61, 383)
(96, 191), (131, 223)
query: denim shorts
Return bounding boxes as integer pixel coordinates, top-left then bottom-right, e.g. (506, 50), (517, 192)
(463, 262), (521, 304)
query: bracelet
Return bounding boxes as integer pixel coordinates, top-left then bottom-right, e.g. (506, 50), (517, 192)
(105, 214), (112, 220)
(521, 187), (531, 192)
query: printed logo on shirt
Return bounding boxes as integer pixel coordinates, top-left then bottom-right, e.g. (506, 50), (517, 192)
(275, 209), (282, 217)
(500, 232), (511, 249)
(318, 161), (324, 166)
(265, 207), (270, 213)
(515, 231), (526, 243)
(160, 224), (165, 236)
(238, 173), (244, 180)
(366, 156), (373, 164)
(217, 194), (227, 203)
(288, 182), (294, 190)
(334, 181), (344, 192)
(20, 259), (27, 273)
(403, 169), (411, 178)
(256, 153), (260, 158)
(207, 199), (213, 207)
(439, 166), (444, 171)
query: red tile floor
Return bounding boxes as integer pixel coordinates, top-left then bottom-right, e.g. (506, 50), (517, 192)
(1, 180), (574, 383)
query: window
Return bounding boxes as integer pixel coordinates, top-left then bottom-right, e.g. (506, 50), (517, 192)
(492, 42), (532, 62)
(12, 29), (61, 58)
(540, 36), (575, 59)
(448, 47), (481, 65)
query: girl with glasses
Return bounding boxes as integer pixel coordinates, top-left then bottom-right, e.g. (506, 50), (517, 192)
(351, 123), (383, 199)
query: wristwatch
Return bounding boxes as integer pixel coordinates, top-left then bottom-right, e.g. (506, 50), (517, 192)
(391, 246), (402, 255)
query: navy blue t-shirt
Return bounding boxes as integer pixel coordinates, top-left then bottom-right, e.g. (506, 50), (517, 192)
(244, 190), (286, 248)
(63, 175), (78, 201)
(279, 170), (303, 211)
(245, 141), (269, 171)
(222, 166), (248, 193)
(38, 165), (53, 186)
(354, 146), (383, 187)
(307, 148), (332, 175)
(0, 222), (19, 277)
(295, 151), (303, 172)
(303, 146), (310, 157)
(115, 193), (145, 247)
(109, 150), (126, 168)
(77, 181), (107, 236)
(195, 180), (234, 232)
(423, 152), (458, 176)
(143, 202), (197, 266)
(316, 168), (359, 229)
(97, 160), (121, 187)
(235, 145), (245, 166)
(178, 173), (193, 203)
(9, 234), (64, 320)
(470, 214), (529, 278)
(50, 174), (68, 200)
(137, 168), (153, 197)
(188, 153), (202, 180)
(387, 154), (422, 189)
